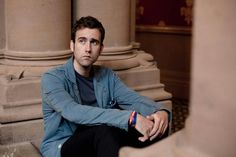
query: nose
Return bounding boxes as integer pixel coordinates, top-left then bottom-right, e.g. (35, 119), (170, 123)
(85, 42), (91, 52)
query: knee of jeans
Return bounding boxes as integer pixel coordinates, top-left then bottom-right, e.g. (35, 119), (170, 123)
(95, 125), (112, 132)
(94, 125), (115, 137)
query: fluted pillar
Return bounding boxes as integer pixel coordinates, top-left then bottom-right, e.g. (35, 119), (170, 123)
(73, 0), (172, 103)
(1, 0), (71, 67)
(0, 0), (71, 146)
(0, 0), (5, 59)
(74, 0), (130, 48)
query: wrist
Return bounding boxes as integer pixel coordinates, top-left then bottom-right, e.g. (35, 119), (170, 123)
(129, 111), (137, 127)
(158, 109), (171, 122)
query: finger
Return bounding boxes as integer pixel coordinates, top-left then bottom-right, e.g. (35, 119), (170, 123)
(159, 122), (168, 137)
(138, 137), (147, 142)
(150, 129), (160, 141)
(149, 118), (160, 136)
(146, 115), (154, 121)
(150, 120), (164, 141)
(138, 134), (149, 142)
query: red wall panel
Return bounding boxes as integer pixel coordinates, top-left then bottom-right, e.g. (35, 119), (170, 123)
(136, 0), (193, 27)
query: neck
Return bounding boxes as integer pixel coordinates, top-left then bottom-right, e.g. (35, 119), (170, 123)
(73, 62), (91, 77)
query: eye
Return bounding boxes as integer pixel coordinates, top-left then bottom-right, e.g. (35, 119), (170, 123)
(90, 39), (100, 46)
(91, 40), (99, 46)
(78, 38), (86, 45)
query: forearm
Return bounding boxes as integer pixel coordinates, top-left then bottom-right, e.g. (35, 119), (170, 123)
(44, 92), (132, 130)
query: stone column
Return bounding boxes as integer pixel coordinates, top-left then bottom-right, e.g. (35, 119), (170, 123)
(120, 0), (236, 157)
(1, 0), (71, 67)
(73, 0), (172, 103)
(0, 0), (5, 59)
(0, 0), (71, 146)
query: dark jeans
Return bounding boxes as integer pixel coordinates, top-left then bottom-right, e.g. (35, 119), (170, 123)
(61, 125), (168, 157)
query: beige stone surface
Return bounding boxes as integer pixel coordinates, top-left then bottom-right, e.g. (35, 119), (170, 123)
(0, 119), (43, 145)
(0, 76), (42, 123)
(0, 142), (41, 157)
(1, 0), (71, 66)
(74, 0), (131, 48)
(6, 0), (70, 52)
(0, 0), (5, 51)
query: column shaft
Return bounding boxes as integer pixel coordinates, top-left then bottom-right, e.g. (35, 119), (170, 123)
(74, 0), (130, 49)
(2, 0), (71, 66)
(0, 0), (5, 59)
(0, 0), (72, 146)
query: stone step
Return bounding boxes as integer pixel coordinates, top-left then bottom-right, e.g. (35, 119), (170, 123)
(0, 142), (41, 157)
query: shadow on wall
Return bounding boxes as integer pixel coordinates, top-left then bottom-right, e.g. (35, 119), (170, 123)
(136, 29), (192, 100)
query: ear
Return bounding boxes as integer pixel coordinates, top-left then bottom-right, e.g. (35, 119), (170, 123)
(99, 44), (104, 55)
(70, 40), (74, 52)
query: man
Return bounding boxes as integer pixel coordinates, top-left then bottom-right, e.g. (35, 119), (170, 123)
(40, 16), (170, 157)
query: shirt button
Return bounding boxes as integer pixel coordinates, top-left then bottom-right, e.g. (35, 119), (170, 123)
(58, 144), (62, 149)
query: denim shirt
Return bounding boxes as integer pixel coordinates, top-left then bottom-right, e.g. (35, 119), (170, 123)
(40, 57), (170, 157)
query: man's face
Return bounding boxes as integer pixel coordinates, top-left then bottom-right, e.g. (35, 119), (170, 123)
(71, 28), (103, 71)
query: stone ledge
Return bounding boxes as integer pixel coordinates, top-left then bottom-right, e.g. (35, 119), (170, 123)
(0, 142), (41, 157)
(0, 119), (44, 145)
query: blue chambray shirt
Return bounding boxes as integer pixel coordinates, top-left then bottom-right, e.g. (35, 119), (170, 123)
(40, 57), (169, 157)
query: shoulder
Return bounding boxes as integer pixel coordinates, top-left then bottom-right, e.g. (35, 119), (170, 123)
(41, 65), (68, 92)
(42, 65), (67, 82)
(44, 64), (65, 76)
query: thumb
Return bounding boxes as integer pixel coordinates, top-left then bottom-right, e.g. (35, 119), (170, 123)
(146, 115), (154, 121)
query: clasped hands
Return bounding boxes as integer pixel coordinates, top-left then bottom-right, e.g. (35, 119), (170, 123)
(135, 111), (169, 142)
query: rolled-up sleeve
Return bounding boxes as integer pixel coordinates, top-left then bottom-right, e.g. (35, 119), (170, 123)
(110, 70), (171, 117)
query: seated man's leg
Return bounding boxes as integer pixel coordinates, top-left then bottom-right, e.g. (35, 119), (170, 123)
(94, 125), (125, 157)
(61, 125), (96, 157)
(60, 125), (126, 157)
(93, 125), (169, 154)
(61, 125), (169, 157)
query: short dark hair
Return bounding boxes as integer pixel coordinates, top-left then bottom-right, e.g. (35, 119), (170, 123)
(71, 16), (105, 45)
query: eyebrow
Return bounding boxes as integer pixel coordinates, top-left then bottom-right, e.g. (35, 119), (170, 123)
(77, 37), (100, 42)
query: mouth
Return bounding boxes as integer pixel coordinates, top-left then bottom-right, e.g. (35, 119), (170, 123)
(83, 56), (91, 59)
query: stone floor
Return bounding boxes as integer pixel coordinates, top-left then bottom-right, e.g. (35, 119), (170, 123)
(171, 98), (189, 133)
